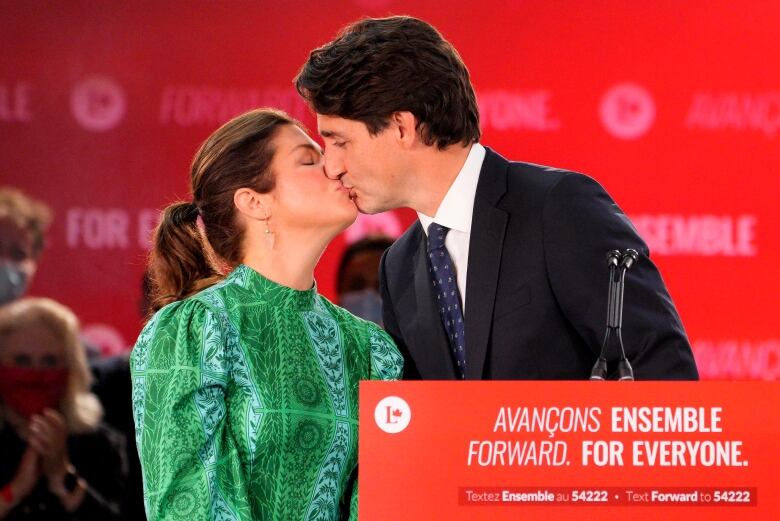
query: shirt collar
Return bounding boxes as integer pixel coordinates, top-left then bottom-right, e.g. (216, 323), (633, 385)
(418, 143), (486, 236)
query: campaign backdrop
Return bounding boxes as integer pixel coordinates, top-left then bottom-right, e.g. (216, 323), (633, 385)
(2, 1), (778, 378)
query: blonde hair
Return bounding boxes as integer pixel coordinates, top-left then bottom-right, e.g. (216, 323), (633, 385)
(0, 298), (103, 433)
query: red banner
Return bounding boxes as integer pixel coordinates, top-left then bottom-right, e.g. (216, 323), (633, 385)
(359, 381), (780, 519)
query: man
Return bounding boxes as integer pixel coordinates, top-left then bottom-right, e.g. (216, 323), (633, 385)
(295, 16), (698, 381)
(0, 187), (51, 305)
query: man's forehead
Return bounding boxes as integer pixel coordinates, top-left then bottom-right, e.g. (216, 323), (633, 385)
(317, 115), (341, 134)
(317, 114), (359, 137)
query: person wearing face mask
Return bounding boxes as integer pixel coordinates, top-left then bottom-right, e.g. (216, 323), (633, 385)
(336, 236), (394, 326)
(132, 108), (403, 521)
(0, 298), (125, 520)
(0, 189), (51, 307)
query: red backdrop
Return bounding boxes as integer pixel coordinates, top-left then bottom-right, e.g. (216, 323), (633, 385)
(2, 1), (778, 378)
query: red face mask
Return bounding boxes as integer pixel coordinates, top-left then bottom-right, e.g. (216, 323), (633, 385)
(0, 366), (69, 418)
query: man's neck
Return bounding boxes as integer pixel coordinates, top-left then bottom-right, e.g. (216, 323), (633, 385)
(407, 143), (473, 217)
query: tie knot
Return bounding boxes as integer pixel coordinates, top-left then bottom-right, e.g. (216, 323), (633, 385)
(427, 223), (450, 251)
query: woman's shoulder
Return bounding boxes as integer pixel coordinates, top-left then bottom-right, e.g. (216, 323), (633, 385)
(131, 291), (227, 372)
(141, 296), (214, 337)
(142, 276), (239, 330)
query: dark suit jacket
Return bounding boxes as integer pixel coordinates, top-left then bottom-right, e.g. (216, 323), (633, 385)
(379, 147), (699, 380)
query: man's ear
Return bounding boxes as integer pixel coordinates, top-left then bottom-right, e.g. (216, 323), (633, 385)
(391, 111), (419, 148)
(233, 188), (272, 221)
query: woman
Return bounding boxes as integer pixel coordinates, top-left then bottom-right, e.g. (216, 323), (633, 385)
(0, 298), (124, 520)
(131, 109), (403, 521)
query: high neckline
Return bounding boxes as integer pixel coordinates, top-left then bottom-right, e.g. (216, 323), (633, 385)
(229, 264), (318, 311)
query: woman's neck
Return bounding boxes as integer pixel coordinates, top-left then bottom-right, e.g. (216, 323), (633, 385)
(242, 227), (333, 291)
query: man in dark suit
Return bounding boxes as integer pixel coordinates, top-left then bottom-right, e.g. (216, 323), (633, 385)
(295, 16), (698, 381)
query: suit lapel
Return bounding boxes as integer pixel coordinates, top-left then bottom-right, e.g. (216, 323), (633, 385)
(464, 148), (509, 379)
(412, 233), (458, 379)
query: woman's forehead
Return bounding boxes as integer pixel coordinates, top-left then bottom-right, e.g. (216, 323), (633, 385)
(2, 325), (61, 351)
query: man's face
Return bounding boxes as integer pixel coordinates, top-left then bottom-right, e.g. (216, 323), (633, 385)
(317, 114), (405, 214)
(0, 216), (38, 285)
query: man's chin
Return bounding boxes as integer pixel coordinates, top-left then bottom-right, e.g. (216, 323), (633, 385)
(356, 202), (382, 215)
(352, 194), (392, 215)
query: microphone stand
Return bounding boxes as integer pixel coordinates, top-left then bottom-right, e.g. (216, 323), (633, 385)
(590, 249), (638, 381)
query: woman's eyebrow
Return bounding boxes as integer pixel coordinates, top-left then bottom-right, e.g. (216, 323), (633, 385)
(292, 143), (323, 155)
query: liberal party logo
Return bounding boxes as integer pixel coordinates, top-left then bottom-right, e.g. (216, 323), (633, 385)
(70, 76), (126, 131)
(374, 395), (411, 434)
(599, 82), (656, 140)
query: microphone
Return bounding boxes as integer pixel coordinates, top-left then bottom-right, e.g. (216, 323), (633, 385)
(614, 248), (638, 380)
(620, 248), (639, 270)
(590, 249), (639, 381)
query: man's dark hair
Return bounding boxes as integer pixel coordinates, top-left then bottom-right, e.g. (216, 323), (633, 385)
(295, 16), (480, 149)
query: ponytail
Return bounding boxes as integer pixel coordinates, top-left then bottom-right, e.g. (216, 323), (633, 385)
(147, 201), (222, 313)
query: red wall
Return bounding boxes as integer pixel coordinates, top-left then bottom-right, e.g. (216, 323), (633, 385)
(2, 1), (778, 378)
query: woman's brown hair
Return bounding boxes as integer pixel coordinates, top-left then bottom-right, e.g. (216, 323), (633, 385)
(148, 108), (298, 313)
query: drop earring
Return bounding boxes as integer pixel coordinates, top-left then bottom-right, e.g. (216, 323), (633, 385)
(264, 218), (275, 250)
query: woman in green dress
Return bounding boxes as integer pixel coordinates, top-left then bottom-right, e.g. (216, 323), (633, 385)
(130, 109), (403, 521)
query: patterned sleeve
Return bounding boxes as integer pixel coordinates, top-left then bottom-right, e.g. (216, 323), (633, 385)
(367, 323), (404, 381)
(130, 300), (251, 520)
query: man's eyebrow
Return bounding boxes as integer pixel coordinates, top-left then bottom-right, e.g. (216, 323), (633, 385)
(319, 130), (344, 139)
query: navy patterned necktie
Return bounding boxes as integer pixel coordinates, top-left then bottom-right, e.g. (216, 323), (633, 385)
(426, 223), (466, 379)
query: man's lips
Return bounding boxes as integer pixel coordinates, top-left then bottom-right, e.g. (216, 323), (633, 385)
(339, 183), (356, 200)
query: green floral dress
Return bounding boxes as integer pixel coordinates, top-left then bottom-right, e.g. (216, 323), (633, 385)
(130, 264), (403, 520)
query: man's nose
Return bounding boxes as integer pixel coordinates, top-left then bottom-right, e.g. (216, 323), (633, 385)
(323, 153), (345, 180)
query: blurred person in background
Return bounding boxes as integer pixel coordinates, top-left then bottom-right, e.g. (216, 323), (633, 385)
(0, 188), (50, 306)
(132, 108), (402, 520)
(0, 298), (125, 520)
(90, 351), (143, 519)
(336, 235), (394, 326)
(85, 274), (154, 521)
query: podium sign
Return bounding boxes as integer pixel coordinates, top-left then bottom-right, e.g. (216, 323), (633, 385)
(359, 381), (779, 520)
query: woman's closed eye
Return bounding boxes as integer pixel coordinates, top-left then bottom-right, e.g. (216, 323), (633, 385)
(300, 150), (323, 166)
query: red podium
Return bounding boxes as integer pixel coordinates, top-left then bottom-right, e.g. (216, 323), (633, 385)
(359, 381), (779, 520)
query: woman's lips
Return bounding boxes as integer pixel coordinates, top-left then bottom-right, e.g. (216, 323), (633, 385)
(337, 184), (356, 200)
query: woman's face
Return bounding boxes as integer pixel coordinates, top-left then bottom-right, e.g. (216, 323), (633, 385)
(0, 324), (70, 422)
(268, 124), (357, 234)
(0, 326), (65, 370)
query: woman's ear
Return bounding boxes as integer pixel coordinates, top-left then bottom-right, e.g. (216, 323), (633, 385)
(233, 188), (272, 221)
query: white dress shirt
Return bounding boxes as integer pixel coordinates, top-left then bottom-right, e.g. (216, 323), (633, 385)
(417, 143), (486, 314)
